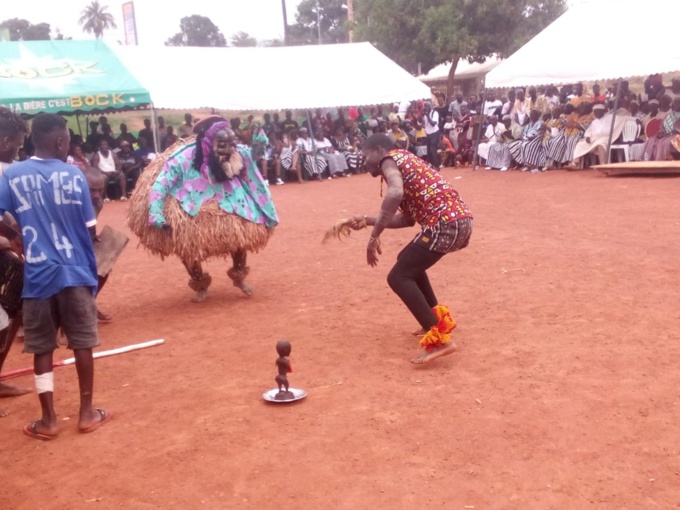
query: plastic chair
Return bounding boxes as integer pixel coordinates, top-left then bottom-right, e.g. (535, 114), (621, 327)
(609, 118), (641, 162)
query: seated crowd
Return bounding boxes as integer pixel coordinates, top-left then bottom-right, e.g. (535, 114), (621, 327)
(449, 75), (680, 173)
(12, 75), (680, 205)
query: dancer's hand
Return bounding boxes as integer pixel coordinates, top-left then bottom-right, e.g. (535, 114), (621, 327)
(366, 238), (382, 267)
(350, 215), (367, 230)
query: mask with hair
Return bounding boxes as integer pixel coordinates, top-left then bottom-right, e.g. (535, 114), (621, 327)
(195, 121), (244, 182)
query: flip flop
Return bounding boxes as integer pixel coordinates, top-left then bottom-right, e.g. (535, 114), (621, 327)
(79, 408), (114, 434)
(23, 421), (57, 441)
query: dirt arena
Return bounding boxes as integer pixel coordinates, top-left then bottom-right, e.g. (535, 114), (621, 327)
(2, 167), (680, 509)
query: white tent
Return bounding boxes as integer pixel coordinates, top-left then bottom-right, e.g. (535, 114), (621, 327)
(419, 56), (502, 82)
(486, 0), (680, 89)
(110, 42), (431, 111)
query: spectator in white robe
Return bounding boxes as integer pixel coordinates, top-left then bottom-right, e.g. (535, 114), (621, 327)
(296, 127), (328, 179)
(477, 116), (504, 166)
(571, 102), (631, 168)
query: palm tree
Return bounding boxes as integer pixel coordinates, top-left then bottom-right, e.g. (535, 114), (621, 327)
(79, 1), (117, 39)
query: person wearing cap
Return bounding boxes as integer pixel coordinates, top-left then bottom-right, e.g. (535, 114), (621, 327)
(570, 102), (616, 168)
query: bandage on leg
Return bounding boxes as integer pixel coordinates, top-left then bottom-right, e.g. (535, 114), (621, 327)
(35, 372), (54, 394)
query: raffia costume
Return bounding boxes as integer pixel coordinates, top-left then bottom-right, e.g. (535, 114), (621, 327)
(127, 120), (278, 301)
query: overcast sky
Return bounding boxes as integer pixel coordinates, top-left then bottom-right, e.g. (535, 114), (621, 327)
(2, 0), (305, 45)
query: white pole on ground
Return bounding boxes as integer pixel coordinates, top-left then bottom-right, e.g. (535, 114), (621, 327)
(0, 339), (165, 380)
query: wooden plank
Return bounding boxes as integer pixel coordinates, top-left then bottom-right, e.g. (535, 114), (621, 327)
(593, 161), (680, 170)
(94, 225), (129, 277)
(603, 167), (680, 176)
(593, 161), (680, 176)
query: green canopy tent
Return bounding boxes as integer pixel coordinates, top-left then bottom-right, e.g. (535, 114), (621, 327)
(0, 40), (151, 116)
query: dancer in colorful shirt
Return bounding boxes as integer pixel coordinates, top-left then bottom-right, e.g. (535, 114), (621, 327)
(128, 117), (279, 302)
(347, 134), (473, 364)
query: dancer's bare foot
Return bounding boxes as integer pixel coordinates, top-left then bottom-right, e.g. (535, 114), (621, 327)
(0, 407), (8, 418)
(234, 280), (253, 297)
(191, 290), (208, 303)
(0, 382), (31, 398)
(410, 342), (457, 365)
(411, 328), (426, 336)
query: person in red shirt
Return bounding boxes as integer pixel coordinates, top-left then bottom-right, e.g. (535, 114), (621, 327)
(348, 134), (473, 364)
(438, 135), (457, 168)
(592, 84), (607, 105)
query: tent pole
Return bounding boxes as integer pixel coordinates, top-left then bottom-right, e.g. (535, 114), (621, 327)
(75, 114), (83, 137)
(306, 110), (319, 178)
(605, 79), (622, 165)
(150, 103), (160, 153)
(472, 84), (487, 171)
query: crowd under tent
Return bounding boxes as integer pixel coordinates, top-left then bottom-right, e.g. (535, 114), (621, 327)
(109, 42), (431, 112)
(0, 40), (151, 117)
(481, 0), (680, 169)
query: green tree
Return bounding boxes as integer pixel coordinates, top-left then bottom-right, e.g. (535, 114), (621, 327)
(0, 18), (51, 41)
(79, 1), (117, 39)
(166, 15), (227, 47)
(354, 0), (566, 98)
(231, 31), (257, 47)
(288, 0), (348, 45)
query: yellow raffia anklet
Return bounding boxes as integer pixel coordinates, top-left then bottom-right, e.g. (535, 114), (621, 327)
(419, 305), (457, 351)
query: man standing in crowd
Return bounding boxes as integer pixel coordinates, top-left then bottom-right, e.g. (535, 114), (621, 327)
(449, 93), (468, 122)
(138, 119), (155, 151)
(0, 113), (112, 440)
(179, 113), (194, 138)
(423, 103), (441, 168)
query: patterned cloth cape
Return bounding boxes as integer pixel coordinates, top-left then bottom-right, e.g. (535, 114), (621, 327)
(148, 143), (279, 228)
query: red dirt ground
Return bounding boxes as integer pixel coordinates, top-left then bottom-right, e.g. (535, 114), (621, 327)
(2, 168), (680, 509)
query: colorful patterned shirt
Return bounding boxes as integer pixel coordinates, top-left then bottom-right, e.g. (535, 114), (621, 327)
(385, 150), (472, 227)
(148, 143), (278, 228)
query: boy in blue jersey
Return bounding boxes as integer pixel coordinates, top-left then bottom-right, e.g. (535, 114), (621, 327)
(0, 113), (112, 440)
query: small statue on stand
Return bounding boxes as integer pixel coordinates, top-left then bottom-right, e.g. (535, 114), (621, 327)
(274, 340), (294, 401)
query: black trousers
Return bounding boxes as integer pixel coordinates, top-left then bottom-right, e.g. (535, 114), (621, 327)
(427, 132), (441, 168)
(387, 242), (444, 330)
